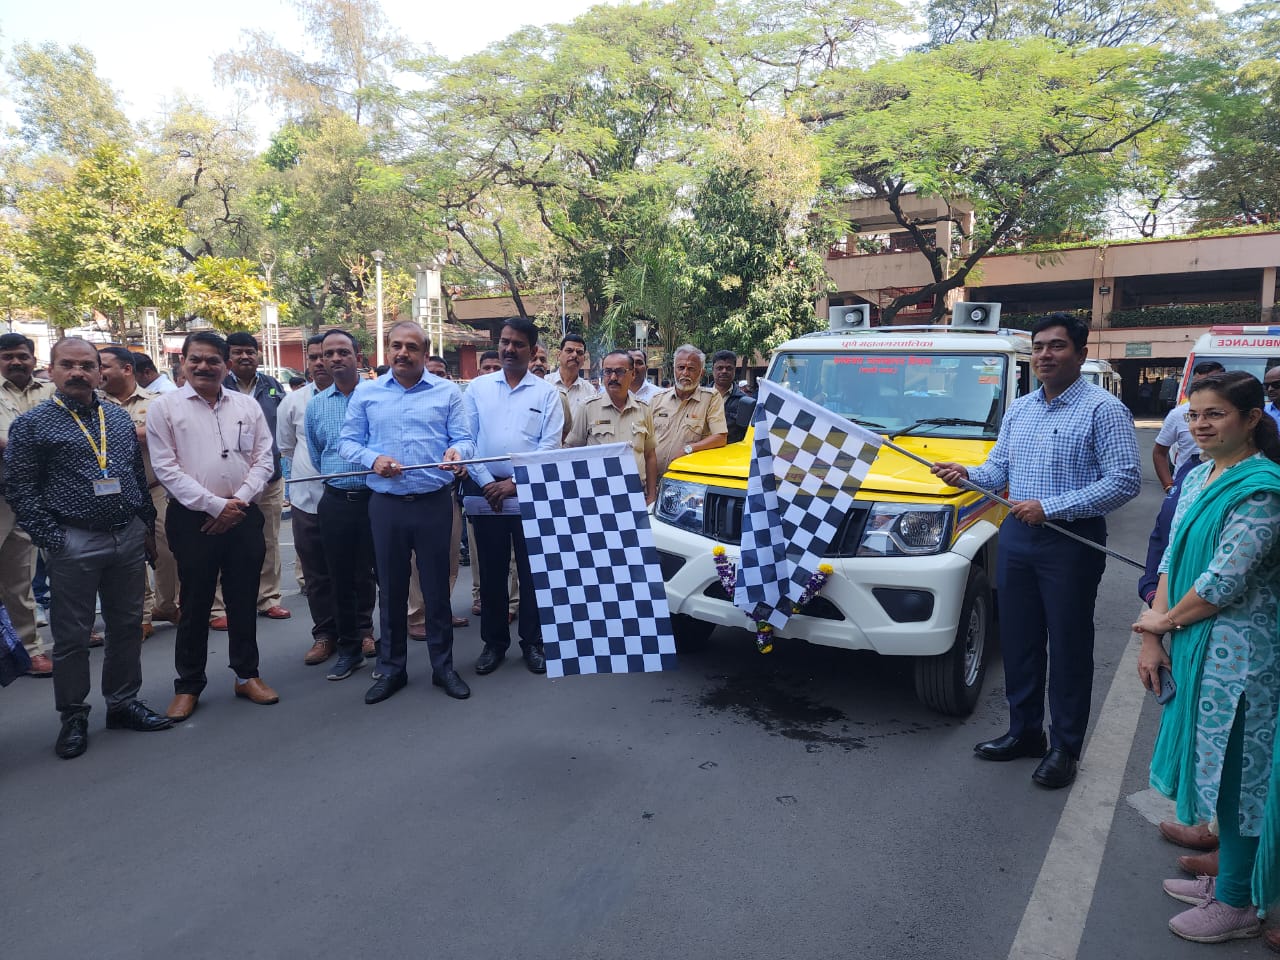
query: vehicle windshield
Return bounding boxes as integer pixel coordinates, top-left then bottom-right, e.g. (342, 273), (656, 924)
(1189, 355), (1280, 383)
(767, 351), (1006, 439)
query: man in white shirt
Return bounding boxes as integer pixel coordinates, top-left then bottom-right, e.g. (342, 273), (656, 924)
(629, 349), (660, 404)
(132, 352), (178, 394)
(1153, 360), (1224, 493)
(547, 333), (596, 413)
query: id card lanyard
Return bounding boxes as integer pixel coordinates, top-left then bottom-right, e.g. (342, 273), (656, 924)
(54, 398), (121, 495)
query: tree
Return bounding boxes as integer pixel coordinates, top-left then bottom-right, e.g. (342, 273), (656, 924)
(0, 221), (38, 325)
(811, 39), (1195, 322)
(5, 42), (132, 157)
(215, 0), (418, 127)
(922, 0), (1216, 49)
(21, 146), (185, 338)
(181, 256), (274, 332)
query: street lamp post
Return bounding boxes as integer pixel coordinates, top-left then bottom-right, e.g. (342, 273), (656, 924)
(373, 250), (385, 367)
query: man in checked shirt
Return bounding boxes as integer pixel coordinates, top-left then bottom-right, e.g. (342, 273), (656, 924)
(934, 313), (1140, 790)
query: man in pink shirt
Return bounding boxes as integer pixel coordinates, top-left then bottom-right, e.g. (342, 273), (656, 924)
(145, 332), (279, 721)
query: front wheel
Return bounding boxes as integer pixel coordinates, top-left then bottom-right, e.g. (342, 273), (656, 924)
(671, 614), (714, 651)
(914, 565), (991, 717)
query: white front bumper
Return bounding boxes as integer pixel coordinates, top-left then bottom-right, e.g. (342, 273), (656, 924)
(654, 520), (972, 656)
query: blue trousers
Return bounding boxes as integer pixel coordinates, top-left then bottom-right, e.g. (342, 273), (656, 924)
(995, 515), (1107, 758)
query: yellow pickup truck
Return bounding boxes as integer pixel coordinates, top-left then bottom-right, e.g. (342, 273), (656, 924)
(652, 319), (1035, 715)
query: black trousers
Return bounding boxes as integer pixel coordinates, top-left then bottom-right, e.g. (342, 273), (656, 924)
(368, 489), (454, 678)
(318, 487), (378, 658)
(291, 508), (336, 643)
(995, 515), (1107, 758)
(167, 502), (265, 695)
(472, 514), (540, 655)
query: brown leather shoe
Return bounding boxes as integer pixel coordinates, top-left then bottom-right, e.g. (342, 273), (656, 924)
(1160, 820), (1219, 851)
(451, 615), (470, 628)
(142, 622), (154, 640)
(1265, 927), (1280, 954)
(27, 653), (53, 677)
(209, 616), (229, 631)
(362, 636), (377, 658)
(471, 602), (481, 616)
(1178, 849), (1219, 877)
(88, 631), (104, 648)
(259, 606), (291, 620)
(167, 693), (199, 721)
(234, 677), (279, 705)
(151, 608), (181, 624)
(303, 638), (336, 665)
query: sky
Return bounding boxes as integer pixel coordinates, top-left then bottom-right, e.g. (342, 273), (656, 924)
(0, 0), (607, 140)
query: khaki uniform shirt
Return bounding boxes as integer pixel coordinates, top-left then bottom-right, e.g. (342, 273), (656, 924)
(0, 377), (56, 489)
(651, 385), (728, 476)
(100, 383), (159, 486)
(549, 370), (597, 412)
(566, 393), (655, 482)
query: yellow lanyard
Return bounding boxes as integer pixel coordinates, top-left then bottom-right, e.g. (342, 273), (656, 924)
(54, 398), (109, 476)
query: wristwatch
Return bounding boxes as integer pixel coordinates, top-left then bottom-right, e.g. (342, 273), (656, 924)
(683, 444), (693, 455)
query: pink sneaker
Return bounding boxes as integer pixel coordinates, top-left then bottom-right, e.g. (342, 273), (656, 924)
(1169, 898), (1261, 943)
(1163, 875), (1215, 905)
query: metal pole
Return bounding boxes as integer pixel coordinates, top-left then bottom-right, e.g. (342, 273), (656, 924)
(293, 454), (512, 484)
(373, 250), (385, 367)
(879, 437), (1143, 570)
(561, 280), (566, 339)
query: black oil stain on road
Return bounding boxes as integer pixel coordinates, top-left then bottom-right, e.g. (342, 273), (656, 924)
(696, 674), (869, 751)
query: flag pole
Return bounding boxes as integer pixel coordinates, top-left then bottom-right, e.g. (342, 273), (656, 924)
(880, 438), (1144, 570)
(294, 455), (512, 484)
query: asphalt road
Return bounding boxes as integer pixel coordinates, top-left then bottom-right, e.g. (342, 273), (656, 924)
(2, 429), (1268, 959)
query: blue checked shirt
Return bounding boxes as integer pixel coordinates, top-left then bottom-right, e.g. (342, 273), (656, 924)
(464, 370), (564, 487)
(338, 372), (474, 495)
(967, 377), (1140, 521)
(305, 384), (367, 491)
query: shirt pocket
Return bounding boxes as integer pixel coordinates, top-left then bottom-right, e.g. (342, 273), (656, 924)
(521, 410), (543, 442)
(591, 423), (618, 443)
(680, 414), (704, 441)
(630, 422), (649, 451)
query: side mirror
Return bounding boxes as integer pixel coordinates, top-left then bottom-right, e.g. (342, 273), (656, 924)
(734, 394), (757, 428)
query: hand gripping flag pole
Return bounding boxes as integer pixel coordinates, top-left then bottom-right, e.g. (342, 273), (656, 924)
(293, 455), (511, 484)
(879, 438), (1144, 571)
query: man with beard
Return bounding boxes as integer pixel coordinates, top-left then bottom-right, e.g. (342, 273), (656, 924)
(710, 350), (749, 444)
(0, 332), (55, 675)
(5, 338), (173, 757)
(651, 345), (727, 476)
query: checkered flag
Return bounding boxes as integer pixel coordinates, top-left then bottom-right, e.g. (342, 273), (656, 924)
(511, 443), (677, 678)
(734, 379), (883, 630)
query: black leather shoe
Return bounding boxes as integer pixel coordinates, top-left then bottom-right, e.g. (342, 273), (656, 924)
(55, 715), (89, 759)
(105, 700), (174, 732)
(523, 646), (547, 675)
(974, 731), (1048, 761)
(475, 647), (505, 675)
(1032, 748), (1078, 789)
(364, 672), (407, 704)
(432, 669), (471, 700)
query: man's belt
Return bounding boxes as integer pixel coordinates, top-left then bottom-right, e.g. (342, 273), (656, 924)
(58, 516), (135, 533)
(323, 484), (372, 501)
(372, 486), (450, 502)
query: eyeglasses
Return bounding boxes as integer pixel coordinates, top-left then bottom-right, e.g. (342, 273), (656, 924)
(602, 367), (630, 377)
(1184, 409), (1233, 423)
(1265, 381), (1280, 392)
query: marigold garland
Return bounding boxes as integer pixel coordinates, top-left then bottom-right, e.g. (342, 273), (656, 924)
(711, 547), (835, 654)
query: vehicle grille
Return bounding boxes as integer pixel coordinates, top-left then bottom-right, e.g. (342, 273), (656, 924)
(703, 490), (870, 556)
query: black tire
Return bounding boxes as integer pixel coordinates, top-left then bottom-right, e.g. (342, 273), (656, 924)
(672, 614), (714, 651)
(914, 565), (991, 717)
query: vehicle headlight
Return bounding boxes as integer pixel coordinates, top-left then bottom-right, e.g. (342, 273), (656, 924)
(857, 503), (953, 557)
(655, 478), (708, 534)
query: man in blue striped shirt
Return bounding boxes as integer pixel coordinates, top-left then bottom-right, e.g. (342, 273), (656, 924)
(934, 313), (1140, 789)
(463, 318), (563, 676)
(339, 321), (475, 704)
(305, 329), (377, 681)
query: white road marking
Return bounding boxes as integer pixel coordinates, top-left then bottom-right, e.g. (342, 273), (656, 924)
(1126, 788), (1177, 827)
(1007, 632), (1147, 960)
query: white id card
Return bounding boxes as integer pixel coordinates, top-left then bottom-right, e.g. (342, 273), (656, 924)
(93, 477), (122, 496)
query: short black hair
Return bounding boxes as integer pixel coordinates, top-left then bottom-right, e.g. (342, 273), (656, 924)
(225, 332), (260, 351)
(603, 350), (632, 367)
(182, 331), (230, 360)
(480, 350), (500, 363)
(50, 337), (99, 364)
(559, 333), (585, 350)
(710, 350), (737, 367)
(427, 355), (447, 365)
(131, 352), (158, 375)
(98, 346), (135, 370)
(288, 375), (306, 388)
(374, 364), (390, 376)
(1031, 312), (1090, 352)
(501, 318), (539, 349)
(321, 328), (359, 352)
(306, 333), (327, 348)
(0, 332), (35, 353)
(1193, 360), (1226, 376)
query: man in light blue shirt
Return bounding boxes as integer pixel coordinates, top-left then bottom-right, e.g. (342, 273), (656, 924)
(463, 318), (563, 676)
(339, 321), (474, 705)
(934, 313), (1140, 790)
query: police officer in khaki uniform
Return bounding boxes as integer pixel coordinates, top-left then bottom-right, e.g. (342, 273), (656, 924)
(0, 332), (56, 675)
(567, 350), (658, 503)
(651, 344), (728, 476)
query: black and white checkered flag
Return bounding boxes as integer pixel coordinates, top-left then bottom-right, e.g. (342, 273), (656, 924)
(511, 443), (678, 678)
(734, 380), (883, 630)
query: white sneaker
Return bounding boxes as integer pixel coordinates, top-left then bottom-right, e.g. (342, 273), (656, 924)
(35, 604), (49, 627)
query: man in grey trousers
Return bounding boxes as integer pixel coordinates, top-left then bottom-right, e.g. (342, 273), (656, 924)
(4, 337), (173, 759)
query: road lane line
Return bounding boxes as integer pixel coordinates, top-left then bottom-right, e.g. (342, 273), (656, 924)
(1126, 788), (1177, 827)
(1007, 632), (1147, 960)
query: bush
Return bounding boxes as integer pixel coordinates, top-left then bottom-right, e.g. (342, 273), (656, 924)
(1107, 302), (1263, 328)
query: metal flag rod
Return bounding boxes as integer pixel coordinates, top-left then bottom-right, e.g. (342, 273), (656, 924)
(294, 454), (513, 484)
(880, 438), (1145, 571)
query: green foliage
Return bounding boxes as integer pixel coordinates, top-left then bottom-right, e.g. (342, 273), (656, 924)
(5, 42), (132, 157)
(0, 221), (38, 322)
(20, 146), (185, 336)
(181, 256), (275, 332)
(1107, 301), (1265, 328)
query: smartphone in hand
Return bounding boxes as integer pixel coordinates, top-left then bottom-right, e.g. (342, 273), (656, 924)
(1154, 664), (1177, 705)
